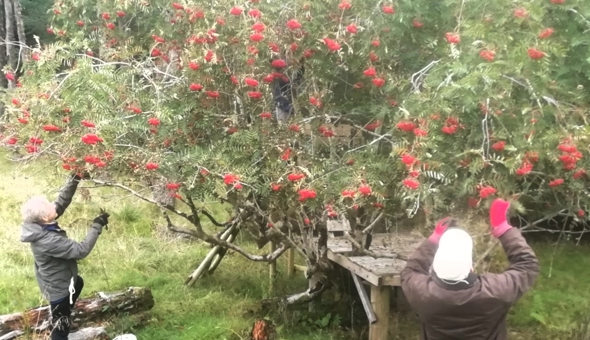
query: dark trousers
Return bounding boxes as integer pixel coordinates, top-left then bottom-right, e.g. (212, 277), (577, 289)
(50, 276), (84, 340)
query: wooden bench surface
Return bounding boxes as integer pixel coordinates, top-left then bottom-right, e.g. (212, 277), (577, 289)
(326, 232), (424, 286)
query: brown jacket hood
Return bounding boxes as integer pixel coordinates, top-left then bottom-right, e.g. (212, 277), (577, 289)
(401, 228), (540, 340)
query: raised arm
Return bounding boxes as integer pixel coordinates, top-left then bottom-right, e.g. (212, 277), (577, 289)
(401, 218), (453, 283)
(484, 199), (540, 304)
(54, 173), (82, 219)
(41, 212), (109, 260)
(42, 223), (103, 259)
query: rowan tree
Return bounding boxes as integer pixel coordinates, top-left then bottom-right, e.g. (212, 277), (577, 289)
(1, 0), (589, 301)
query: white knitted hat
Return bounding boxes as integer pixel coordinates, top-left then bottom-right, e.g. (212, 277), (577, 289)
(432, 228), (473, 281)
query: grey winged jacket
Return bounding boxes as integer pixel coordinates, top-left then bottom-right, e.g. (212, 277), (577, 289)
(20, 177), (104, 302)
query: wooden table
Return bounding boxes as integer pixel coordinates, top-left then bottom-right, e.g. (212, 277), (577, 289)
(325, 233), (423, 340)
(281, 220), (423, 340)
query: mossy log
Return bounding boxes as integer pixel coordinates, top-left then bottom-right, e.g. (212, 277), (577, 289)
(0, 287), (154, 338)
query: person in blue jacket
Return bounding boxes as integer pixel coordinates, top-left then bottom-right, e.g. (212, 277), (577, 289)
(272, 57), (305, 123)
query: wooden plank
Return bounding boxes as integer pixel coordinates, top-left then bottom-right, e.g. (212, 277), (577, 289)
(286, 248), (295, 278)
(326, 238), (352, 253)
(369, 285), (390, 340)
(327, 251), (381, 286)
(351, 273), (377, 324)
(365, 261), (405, 274)
(347, 257), (405, 286)
(302, 123), (364, 147)
(269, 242), (276, 293)
(323, 232), (421, 288)
(381, 275), (401, 287)
(294, 265), (306, 272)
(326, 232), (423, 258)
(327, 220), (351, 233)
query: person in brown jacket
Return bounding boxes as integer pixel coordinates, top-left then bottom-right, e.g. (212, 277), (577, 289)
(401, 199), (540, 340)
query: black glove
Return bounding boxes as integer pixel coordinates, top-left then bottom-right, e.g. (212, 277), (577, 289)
(93, 210), (110, 227)
(72, 170), (91, 181)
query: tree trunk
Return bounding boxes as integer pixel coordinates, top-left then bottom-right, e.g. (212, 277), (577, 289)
(0, 0), (8, 89)
(11, 0), (26, 63)
(0, 287), (154, 336)
(4, 0), (16, 75)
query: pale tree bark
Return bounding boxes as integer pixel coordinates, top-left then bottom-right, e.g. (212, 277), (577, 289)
(0, 0), (7, 89)
(4, 0), (17, 76)
(12, 0), (26, 63)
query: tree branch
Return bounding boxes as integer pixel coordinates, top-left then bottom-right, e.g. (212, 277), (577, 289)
(200, 209), (229, 227)
(269, 221), (310, 267)
(362, 212), (385, 234)
(262, 274), (332, 306)
(90, 179), (192, 221)
(162, 211), (289, 262)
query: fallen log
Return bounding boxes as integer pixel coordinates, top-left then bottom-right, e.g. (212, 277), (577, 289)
(0, 287), (154, 337)
(0, 327), (109, 340)
(0, 327), (108, 340)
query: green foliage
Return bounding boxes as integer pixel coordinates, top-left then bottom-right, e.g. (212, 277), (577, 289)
(2, 0), (590, 228)
(21, 0), (53, 45)
(0, 156), (348, 339)
(0, 160), (589, 338)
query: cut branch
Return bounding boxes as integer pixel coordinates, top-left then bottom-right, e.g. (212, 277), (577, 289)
(262, 273), (332, 306)
(185, 224), (237, 286)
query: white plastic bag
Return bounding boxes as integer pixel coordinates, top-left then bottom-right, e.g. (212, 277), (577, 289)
(112, 335), (137, 340)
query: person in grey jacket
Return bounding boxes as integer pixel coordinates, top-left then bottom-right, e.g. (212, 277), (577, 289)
(20, 173), (110, 340)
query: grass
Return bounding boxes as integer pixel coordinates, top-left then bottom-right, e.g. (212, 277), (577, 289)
(0, 154), (589, 339)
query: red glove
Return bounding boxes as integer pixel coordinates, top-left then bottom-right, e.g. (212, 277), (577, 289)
(489, 199), (512, 238)
(429, 217), (453, 244)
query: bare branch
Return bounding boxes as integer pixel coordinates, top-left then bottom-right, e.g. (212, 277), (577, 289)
(410, 60), (441, 93)
(474, 239), (499, 269)
(269, 221), (311, 267)
(162, 211), (290, 262)
(362, 212), (385, 234)
(200, 209), (229, 227)
(328, 115), (394, 142)
(89, 179), (191, 221)
(183, 194), (202, 226)
(262, 275), (332, 306)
